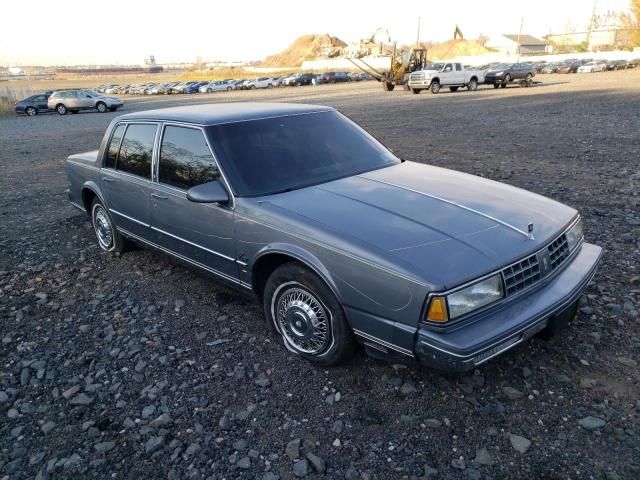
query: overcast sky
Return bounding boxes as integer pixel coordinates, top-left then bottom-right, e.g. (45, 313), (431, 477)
(1, 0), (631, 66)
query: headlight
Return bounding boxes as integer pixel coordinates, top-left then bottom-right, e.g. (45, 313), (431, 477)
(494, 71), (504, 76)
(426, 274), (504, 323)
(565, 218), (583, 250)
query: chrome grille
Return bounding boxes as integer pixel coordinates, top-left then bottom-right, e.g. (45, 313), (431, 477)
(501, 231), (574, 297)
(547, 234), (569, 269)
(502, 254), (541, 296)
(410, 72), (424, 81)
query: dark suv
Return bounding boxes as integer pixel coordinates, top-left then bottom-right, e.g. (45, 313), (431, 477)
(318, 72), (352, 84)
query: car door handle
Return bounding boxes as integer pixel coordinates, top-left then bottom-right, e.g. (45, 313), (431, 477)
(151, 193), (168, 199)
(102, 177), (114, 183)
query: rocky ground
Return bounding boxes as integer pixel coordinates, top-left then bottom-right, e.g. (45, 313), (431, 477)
(1, 71), (639, 480)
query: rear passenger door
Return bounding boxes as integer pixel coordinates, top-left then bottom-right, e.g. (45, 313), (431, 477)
(100, 122), (158, 238)
(150, 124), (238, 280)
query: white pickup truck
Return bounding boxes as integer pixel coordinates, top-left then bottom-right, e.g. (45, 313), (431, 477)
(407, 62), (485, 94)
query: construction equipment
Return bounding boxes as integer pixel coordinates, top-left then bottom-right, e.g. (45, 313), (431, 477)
(348, 42), (427, 92)
(454, 25), (464, 40)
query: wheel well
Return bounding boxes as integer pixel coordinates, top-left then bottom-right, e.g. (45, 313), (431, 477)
(252, 253), (303, 300)
(81, 188), (97, 214)
(470, 76), (477, 82)
(431, 77), (440, 84)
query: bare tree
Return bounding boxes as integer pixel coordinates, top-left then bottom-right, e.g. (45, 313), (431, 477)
(620, 0), (640, 46)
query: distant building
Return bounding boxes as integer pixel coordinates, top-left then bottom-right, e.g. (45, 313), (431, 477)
(547, 27), (633, 51)
(485, 34), (547, 56)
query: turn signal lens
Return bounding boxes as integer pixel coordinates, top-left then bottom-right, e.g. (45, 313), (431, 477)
(427, 296), (449, 323)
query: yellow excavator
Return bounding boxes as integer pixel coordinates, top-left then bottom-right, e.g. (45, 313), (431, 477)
(348, 42), (427, 92)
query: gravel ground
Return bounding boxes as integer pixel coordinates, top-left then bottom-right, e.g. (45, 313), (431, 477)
(1, 70), (639, 480)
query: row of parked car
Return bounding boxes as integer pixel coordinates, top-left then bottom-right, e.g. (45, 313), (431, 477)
(536, 58), (638, 74)
(475, 58), (639, 75)
(95, 72), (373, 96)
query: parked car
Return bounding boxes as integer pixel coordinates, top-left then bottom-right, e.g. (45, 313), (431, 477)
(244, 77), (274, 89)
(408, 61), (485, 94)
(284, 73), (316, 86)
(199, 80), (234, 93)
(609, 59), (629, 70)
(65, 103), (601, 370)
(317, 72), (351, 84)
(48, 89), (123, 115)
(485, 63), (536, 87)
(14, 93), (51, 116)
(577, 61), (607, 73)
(558, 61), (580, 74)
(183, 82), (207, 94)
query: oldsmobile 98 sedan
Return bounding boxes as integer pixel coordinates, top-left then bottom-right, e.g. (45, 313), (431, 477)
(66, 103), (602, 371)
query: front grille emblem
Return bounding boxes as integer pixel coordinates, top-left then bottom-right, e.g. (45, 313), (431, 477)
(527, 222), (534, 240)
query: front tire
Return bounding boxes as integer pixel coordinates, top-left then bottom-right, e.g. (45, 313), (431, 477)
(430, 80), (441, 94)
(263, 262), (356, 366)
(96, 102), (107, 113)
(56, 103), (67, 115)
(91, 199), (126, 253)
(25, 106), (38, 116)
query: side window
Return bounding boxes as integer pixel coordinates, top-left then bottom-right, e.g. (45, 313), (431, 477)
(116, 124), (157, 178)
(105, 124), (126, 169)
(455, 63), (462, 71)
(444, 63), (453, 72)
(158, 126), (220, 190)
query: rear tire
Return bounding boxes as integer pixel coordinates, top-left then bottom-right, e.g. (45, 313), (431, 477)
(467, 78), (478, 91)
(411, 88), (421, 94)
(382, 81), (395, 91)
(493, 84), (500, 89)
(91, 199), (126, 254)
(56, 103), (67, 115)
(263, 262), (356, 366)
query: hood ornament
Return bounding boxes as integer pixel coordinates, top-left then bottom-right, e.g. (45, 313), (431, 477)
(527, 222), (535, 240)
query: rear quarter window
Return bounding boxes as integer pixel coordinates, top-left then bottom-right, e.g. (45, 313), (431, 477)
(105, 124), (126, 169)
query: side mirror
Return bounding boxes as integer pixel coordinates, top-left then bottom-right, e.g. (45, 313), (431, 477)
(186, 180), (230, 204)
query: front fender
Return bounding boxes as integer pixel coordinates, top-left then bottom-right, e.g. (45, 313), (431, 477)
(253, 243), (342, 302)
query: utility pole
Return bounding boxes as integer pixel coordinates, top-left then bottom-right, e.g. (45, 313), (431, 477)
(516, 17), (524, 62)
(586, 0), (597, 51)
(416, 17), (422, 47)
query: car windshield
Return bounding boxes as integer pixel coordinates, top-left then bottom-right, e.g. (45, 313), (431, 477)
(425, 63), (445, 70)
(207, 111), (400, 197)
(493, 64), (511, 70)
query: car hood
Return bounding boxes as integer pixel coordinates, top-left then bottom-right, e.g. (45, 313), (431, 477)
(257, 162), (577, 288)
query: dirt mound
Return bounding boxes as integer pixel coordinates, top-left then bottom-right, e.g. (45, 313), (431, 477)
(262, 34), (347, 67)
(427, 39), (490, 59)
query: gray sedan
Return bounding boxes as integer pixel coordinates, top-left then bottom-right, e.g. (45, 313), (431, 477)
(65, 103), (601, 371)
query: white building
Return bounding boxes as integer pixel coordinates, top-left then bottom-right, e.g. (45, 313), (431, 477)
(485, 34), (547, 56)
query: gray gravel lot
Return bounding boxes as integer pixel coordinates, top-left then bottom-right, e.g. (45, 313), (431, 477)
(1, 71), (639, 480)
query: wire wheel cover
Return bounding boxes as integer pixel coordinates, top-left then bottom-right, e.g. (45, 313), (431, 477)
(277, 287), (330, 354)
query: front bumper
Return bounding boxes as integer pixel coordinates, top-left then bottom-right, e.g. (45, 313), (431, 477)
(414, 242), (602, 372)
(484, 76), (505, 84)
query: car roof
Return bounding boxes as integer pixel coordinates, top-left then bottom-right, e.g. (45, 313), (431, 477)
(117, 102), (335, 126)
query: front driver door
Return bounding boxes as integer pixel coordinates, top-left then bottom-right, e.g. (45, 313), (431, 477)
(150, 123), (238, 280)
